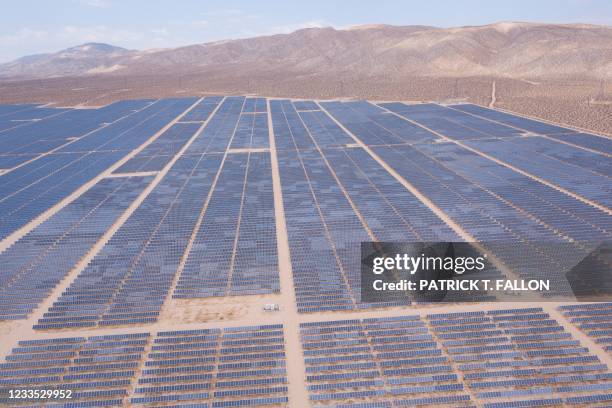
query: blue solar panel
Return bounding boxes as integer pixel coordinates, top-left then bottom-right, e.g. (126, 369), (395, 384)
(39, 152), (223, 329)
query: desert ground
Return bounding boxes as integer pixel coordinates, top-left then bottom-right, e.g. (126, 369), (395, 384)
(0, 74), (610, 135)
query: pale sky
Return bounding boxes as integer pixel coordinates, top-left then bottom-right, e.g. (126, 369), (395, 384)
(1, 0), (611, 63)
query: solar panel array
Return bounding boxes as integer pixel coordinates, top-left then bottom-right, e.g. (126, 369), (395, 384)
(0, 96), (609, 317)
(0, 99), (154, 165)
(300, 315), (473, 407)
(320, 101), (438, 146)
(450, 104), (574, 135)
(114, 122), (202, 173)
(242, 97), (268, 114)
(413, 141), (611, 243)
(229, 113), (269, 149)
(292, 100), (320, 112)
(272, 100), (480, 312)
(0, 96), (284, 330)
(270, 99), (316, 151)
(560, 303), (612, 355)
(380, 102), (524, 140)
(381, 102), (611, 208)
(180, 96), (223, 122)
(228, 153), (277, 297)
(57, 98), (197, 154)
(0, 98), (195, 240)
(464, 137), (611, 207)
(0, 332), (150, 407)
(548, 133), (612, 156)
(133, 324), (287, 407)
(320, 101), (611, 298)
(174, 152), (278, 298)
(0, 96), (610, 406)
(0, 176), (152, 321)
(185, 96), (245, 154)
(37, 153), (223, 329)
(1, 324), (288, 407)
(428, 308), (612, 407)
(301, 309), (612, 407)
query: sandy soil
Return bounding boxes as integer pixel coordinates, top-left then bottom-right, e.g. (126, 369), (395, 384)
(160, 294), (283, 324)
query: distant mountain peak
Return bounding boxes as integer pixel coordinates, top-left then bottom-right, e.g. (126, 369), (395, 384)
(0, 42), (135, 79)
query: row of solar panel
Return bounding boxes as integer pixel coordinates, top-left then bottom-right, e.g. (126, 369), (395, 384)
(174, 151), (278, 298)
(180, 96), (224, 122)
(37, 152), (224, 329)
(229, 112), (269, 149)
(134, 325), (288, 406)
(302, 309), (612, 407)
(114, 122), (202, 173)
(559, 303), (612, 355)
(379, 102), (611, 207)
(1, 324), (288, 407)
(0, 98), (196, 240)
(274, 99), (507, 312)
(0, 175), (153, 320)
(300, 314), (470, 405)
(0, 99), (154, 156)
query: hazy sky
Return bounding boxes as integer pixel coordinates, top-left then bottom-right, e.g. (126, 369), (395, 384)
(1, 0), (611, 63)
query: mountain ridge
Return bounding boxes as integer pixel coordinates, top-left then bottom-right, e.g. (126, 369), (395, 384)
(1, 22), (611, 80)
